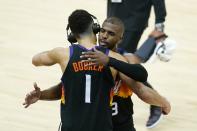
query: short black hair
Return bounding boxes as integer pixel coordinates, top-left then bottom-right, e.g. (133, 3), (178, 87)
(103, 17), (125, 32)
(68, 9), (93, 35)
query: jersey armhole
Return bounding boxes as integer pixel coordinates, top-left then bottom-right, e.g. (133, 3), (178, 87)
(105, 48), (110, 55)
(69, 45), (74, 59)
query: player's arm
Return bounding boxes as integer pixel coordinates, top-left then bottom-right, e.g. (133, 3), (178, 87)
(133, 81), (171, 115)
(119, 75), (171, 115)
(125, 31), (166, 63)
(108, 51), (148, 82)
(32, 47), (66, 66)
(122, 53), (141, 64)
(40, 82), (62, 100)
(81, 48), (148, 82)
(23, 82), (62, 108)
(113, 52), (171, 114)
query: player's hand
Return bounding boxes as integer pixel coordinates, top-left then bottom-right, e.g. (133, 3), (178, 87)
(161, 98), (171, 115)
(149, 30), (164, 38)
(149, 30), (167, 43)
(23, 82), (41, 108)
(147, 37), (176, 63)
(80, 47), (109, 66)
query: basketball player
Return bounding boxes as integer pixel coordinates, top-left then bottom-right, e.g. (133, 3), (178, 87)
(23, 14), (170, 131)
(80, 17), (171, 131)
(23, 9), (148, 131)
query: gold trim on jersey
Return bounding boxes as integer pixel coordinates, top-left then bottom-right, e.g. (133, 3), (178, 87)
(113, 80), (133, 98)
(61, 85), (65, 104)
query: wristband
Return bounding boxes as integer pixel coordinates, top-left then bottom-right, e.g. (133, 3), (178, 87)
(108, 57), (148, 82)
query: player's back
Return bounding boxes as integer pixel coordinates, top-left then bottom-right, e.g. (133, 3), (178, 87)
(112, 80), (135, 131)
(112, 48), (135, 131)
(60, 44), (114, 131)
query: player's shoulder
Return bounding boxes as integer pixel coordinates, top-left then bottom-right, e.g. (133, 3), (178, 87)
(116, 48), (127, 55)
(51, 47), (69, 54)
(108, 50), (128, 63)
(49, 47), (69, 60)
(52, 47), (68, 52)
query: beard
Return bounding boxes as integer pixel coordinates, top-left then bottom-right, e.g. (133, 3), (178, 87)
(99, 42), (108, 48)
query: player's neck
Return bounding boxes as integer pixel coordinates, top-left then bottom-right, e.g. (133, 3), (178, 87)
(110, 44), (118, 52)
(77, 35), (97, 49)
(112, 47), (117, 52)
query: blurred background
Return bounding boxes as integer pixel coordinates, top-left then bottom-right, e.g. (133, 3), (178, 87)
(0, 0), (197, 131)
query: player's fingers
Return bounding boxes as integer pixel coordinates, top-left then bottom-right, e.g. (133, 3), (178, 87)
(81, 59), (89, 63)
(93, 47), (101, 53)
(86, 62), (97, 66)
(80, 54), (97, 59)
(34, 82), (40, 91)
(81, 58), (97, 63)
(81, 60), (97, 66)
(80, 54), (90, 58)
(22, 102), (26, 105)
(83, 51), (100, 57)
(23, 100), (29, 108)
(162, 110), (168, 115)
(25, 93), (31, 102)
(25, 93), (30, 99)
(24, 104), (30, 108)
(30, 91), (36, 96)
(82, 51), (95, 55)
(89, 58), (97, 62)
(162, 106), (170, 115)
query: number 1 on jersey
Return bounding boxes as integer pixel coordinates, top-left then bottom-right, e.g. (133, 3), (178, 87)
(85, 74), (91, 103)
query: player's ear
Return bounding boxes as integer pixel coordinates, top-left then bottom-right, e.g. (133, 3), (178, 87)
(120, 33), (124, 41)
(117, 36), (123, 44)
(120, 36), (123, 41)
